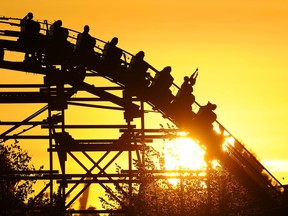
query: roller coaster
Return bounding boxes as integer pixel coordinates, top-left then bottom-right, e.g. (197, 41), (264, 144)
(0, 16), (287, 215)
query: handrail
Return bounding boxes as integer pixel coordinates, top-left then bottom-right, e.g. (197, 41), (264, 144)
(215, 119), (284, 190)
(0, 17), (132, 64)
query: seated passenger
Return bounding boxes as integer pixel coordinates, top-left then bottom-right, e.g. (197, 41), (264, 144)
(76, 25), (94, 52)
(194, 101), (217, 131)
(193, 101), (225, 159)
(170, 76), (196, 120)
(151, 66), (173, 90)
(20, 12), (41, 39)
(49, 20), (69, 43)
(19, 12), (41, 61)
(126, 51), (150, 93)
(75, 25), (97, 66)
(46, 20), (73, 64)
(149, 66), (174, 109)
(169, 68), (198, 120)
(101, 37), (123, 70)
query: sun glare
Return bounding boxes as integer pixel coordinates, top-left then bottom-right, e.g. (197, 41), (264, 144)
(163, 137), (206, 171)
(163, 137), (224, 186)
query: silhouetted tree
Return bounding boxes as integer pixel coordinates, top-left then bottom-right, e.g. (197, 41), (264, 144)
(0, 140), (37, 215)
(0, 140), (60, 216)
(99, 143), (266, 216)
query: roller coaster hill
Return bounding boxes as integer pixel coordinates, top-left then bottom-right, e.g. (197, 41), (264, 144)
(0, 16), (287, 215)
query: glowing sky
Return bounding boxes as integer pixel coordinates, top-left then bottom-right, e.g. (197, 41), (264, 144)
(1, 0), (288, 184)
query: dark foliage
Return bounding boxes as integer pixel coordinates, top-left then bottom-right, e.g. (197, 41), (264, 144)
(99, 144), (266, 216)
(0, 141), (36, 214)
(0, 140), (55, 215)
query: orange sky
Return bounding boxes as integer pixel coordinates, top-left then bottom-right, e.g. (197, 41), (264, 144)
(1, 0), (288, 187)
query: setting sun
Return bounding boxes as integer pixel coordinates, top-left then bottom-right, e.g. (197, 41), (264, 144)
(163, 137), (207, 185)
(163, 137), (206, 171)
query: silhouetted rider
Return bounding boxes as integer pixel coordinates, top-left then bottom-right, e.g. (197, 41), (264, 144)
(101, 37), (122, 69)
(172, 69), (198, 112)
(149, 66), (174, 108)
(170, 75), (196, 120)
(75, 25), (96, 66)
(46, 20), (73, 64)
(127, 51), (150, 92)
(20, 12), (41, 61)
(20, 12), (40, 36)
(76, 25), (95, 52)
(49, 20), (68, 43)
(195, 101), (217, 130)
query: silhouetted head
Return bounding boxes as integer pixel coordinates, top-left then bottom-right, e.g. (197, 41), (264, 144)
(207, 102), (217, 110)
(184, 76), (189, 82)
(136, 51), (145, 59)
(54, 20), (62, 28)
(111, 37), (118, 46)
(27, 12), (33, 20)
(84, 25), (90, 33)
(162, 66), (172, 73)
